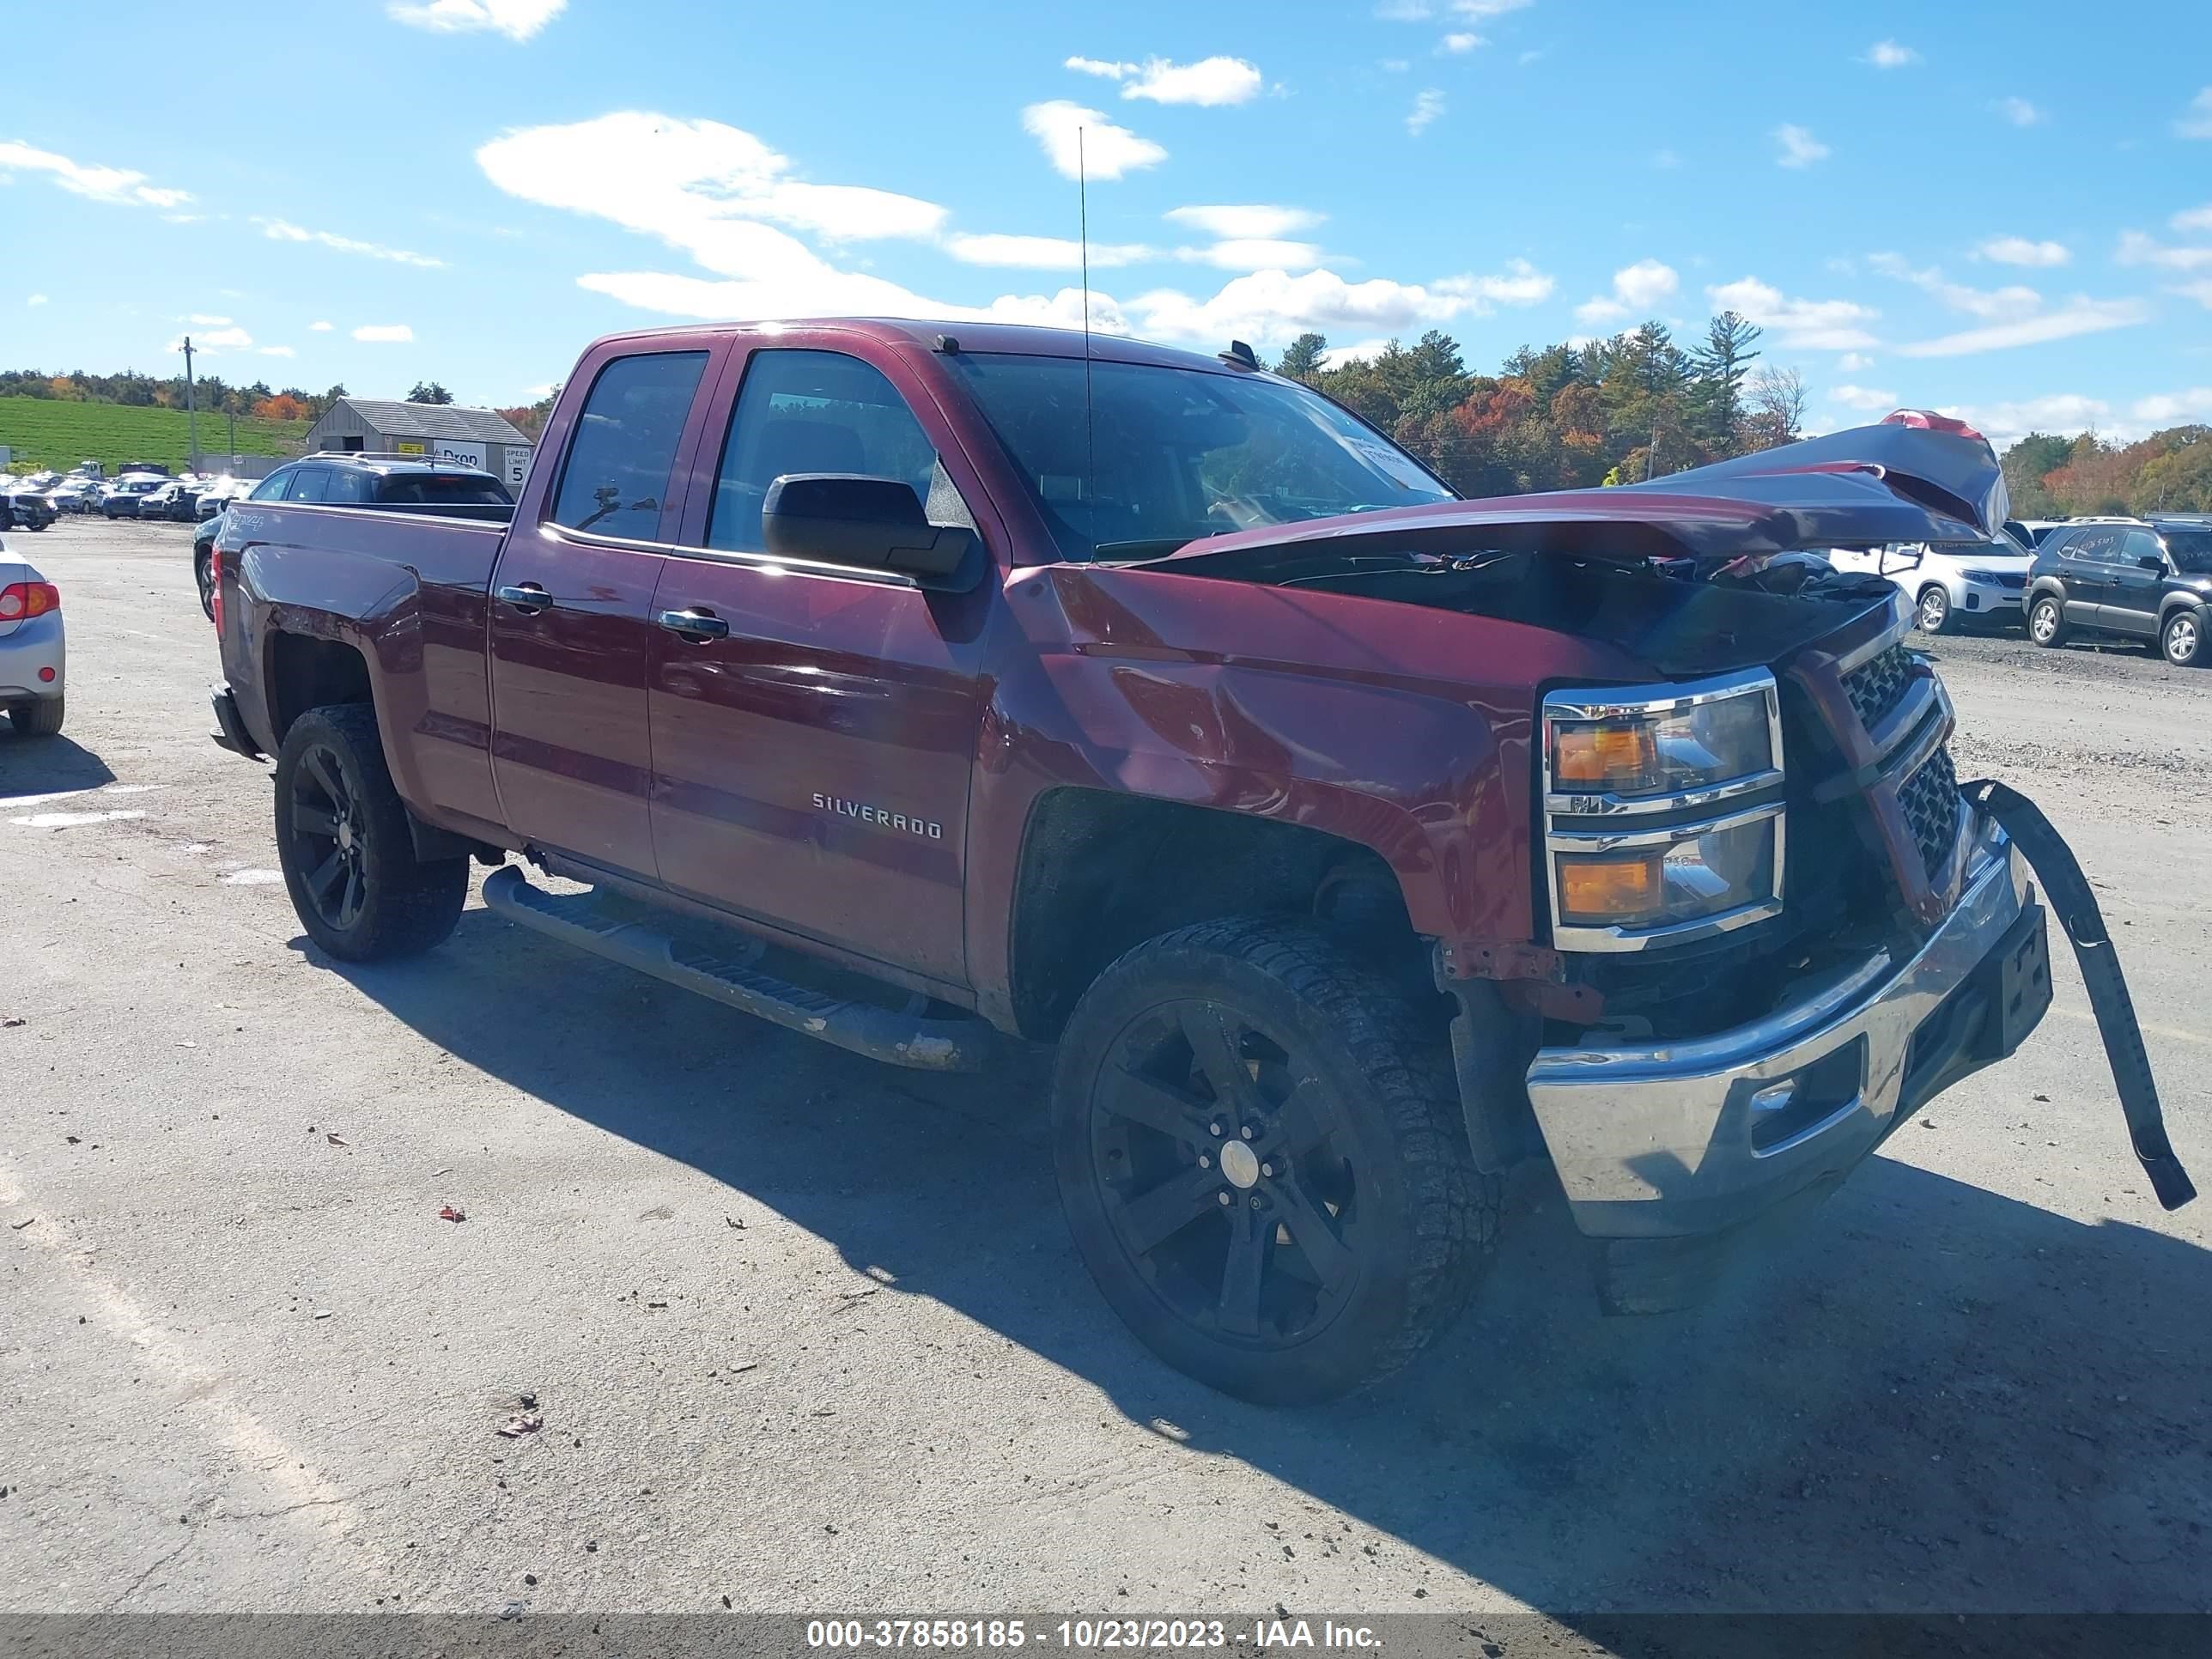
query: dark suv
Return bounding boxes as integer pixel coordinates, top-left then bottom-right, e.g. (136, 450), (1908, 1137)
(2024, 516), (2212, 666)
(192, 454), (513, 619)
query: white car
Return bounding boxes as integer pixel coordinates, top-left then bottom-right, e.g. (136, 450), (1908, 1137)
(0, 546), (66, 737)
(1824, 538), (2035, 634)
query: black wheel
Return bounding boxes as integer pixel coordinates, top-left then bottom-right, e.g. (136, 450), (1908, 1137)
(195, 551), (215, 621)
(1053, 918), (1495, 1404)
(1916, 584), (1954, 635)
(272, 704), (465, 962)
(2161, 610), (2205, 667)
(4, 696), (64, 738)
(2028, 595), (2067, 648)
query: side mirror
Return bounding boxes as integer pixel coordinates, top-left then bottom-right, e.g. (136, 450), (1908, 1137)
(2138, 554), (2167, 572)
(762, 474), (978, 581)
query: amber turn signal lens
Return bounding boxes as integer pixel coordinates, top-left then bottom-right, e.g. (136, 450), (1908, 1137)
(1553, 722), (1658, 789)
(1557, 854), (1662, 923)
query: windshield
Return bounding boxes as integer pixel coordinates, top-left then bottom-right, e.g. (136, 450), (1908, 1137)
(1930, 540), (2027, 562)
(2164, 530), (2212, 574)
(947, 352), (1453, 561)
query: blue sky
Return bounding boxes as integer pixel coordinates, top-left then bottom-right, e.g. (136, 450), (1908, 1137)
(5, 0), (2210, 447)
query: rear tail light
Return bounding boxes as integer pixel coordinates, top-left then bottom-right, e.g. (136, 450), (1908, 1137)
(0, 580), (60, 621)
(211, 549), (224, 631)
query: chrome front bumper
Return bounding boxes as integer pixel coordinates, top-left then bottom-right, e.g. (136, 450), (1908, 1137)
(1526, 810), (2045, 1240)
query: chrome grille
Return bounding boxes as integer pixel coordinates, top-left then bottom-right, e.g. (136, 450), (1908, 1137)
(1899, 744), (1960, 884)
(1844, 643), (1915, 729)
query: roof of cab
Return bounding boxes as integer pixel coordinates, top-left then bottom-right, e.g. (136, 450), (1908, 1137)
(580, 316), (1254, 374)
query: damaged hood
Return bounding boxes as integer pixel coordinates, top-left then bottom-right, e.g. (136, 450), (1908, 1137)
(1158, 412), (2008, 569)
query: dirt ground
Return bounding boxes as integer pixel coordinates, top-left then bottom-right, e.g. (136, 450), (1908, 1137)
(3, 517), (2208, 1625)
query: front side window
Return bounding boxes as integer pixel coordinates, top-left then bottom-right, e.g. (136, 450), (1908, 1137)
(550, 349), (710, 543)
(707, 349), (939, 553)
(289, 467), (330, 504)
(325, 468), (372, 505)
(250, 469), (294, 501)
(2121, 528), (2167, 569)
(949, 353), (1452, 562)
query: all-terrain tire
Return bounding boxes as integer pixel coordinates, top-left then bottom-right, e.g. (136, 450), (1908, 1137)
(1052, 916), (1497, 1404)
(4, 696), (64, 738)
(273, 703), (466, 962)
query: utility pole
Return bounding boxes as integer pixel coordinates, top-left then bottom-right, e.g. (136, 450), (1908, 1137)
(181, 336), (200, 471)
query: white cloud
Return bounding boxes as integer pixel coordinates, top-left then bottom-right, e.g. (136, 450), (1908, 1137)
(1182, 239), (1327, 271)
(1838, 352), (1875, 371)
(1166, 204), (1322, 240)
(1573, 258), (1678, 325)
(1937, 395), (2124, 447)
(386, 0), (563, 40)
(1019, 101), (1167, 180)
(1060, 54), (1262, 106)
(2116, 229), (2212, 271)
(1773, 125), (1830, 168)
(2172, 280), (2212, 310)
(1133, 259), (1552, 348)
(1976, 235), (2069, 267)
(168, 325), (253, 352)
(2132, 387), (2212, 424)
(354, 324), (416, 343)
(1831, 384), (1899, 411)
(1320, 338), (1395, 368)
(1376, 0), (1430, 15)
(477, 114), (947, 258)
(1894, 299), (2148, 358)
(185, 313), (234, 325)
(2172, 204), (2212, 233)
(1863, 40), (1919, 68)
(26, 293), (47, 307)
(2177, 88), (2212, 139)
(0, 140), (191, 210)
(308, 320), (334, 331)
(1994, 96), (2044, 128)
(1869, 253), (2044, 320)
(257, 345), (298, 358)
(1439, 32), (1483, 52)
(259, 218), (446, 268)
(1407, 88), (1446, 136)
(943, 234), (1154, 270)
(1128, 58), (1263, 106)
(1707, 276), (1879, 349)
(1450, 0), (1532, 15)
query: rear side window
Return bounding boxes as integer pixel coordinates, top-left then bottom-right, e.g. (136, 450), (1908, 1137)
(550, 350), (710, 543)
(379, 473), (514, 507)
(2062, 526), (2126, 564)
(706, 349), (939, 552)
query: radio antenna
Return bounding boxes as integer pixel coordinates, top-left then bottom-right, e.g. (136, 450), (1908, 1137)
(1079, 125), (1097, 562)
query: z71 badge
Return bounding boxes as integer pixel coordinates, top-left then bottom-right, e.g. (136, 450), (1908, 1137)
(812, 793), (944, 841)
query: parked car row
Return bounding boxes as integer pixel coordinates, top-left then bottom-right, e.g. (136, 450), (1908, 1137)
(0, 465), (264, 526)
(1816, 514), (2212, 665)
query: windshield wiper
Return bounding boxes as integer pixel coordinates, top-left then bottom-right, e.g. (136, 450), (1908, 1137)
(1089, 537), (1206, 562)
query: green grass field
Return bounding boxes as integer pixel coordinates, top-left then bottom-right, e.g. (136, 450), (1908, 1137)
(0, 398), (313, 475)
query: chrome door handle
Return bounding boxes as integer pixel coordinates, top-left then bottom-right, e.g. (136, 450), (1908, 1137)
(658, 607), (729, 641)
(495, 582), (551, 615)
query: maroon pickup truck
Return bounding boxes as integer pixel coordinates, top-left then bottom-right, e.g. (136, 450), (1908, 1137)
(208, 319), (2191, 1402)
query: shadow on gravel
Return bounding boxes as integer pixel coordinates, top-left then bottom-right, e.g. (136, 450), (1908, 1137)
(321, 905), (2212, 1617)
(0, 734), (115, 797)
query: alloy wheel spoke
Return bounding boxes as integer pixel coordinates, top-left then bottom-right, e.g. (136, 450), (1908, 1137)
(293, 805), (340, 841)
(1104, 1066), (1218, 1146)
(1217, 1206), (1270, 1336)
(307, 850), (344, 902)
(1265, 1076), (1335, 1161)
(341, 867), (365, 928)
(1267, 1168), (1352, 1287)
(302, 750), (342, 808)
(1114, 1165), (1221, 1257)
(1179, 1004), (1258, 1118)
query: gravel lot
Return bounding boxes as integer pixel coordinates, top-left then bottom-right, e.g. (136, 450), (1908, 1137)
(3, 517), (2208, 1624)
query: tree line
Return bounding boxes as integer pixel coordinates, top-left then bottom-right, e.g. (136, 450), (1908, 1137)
(0, 367), (347, 425)
(2002, 425), (2212, 517)
(1271, 313), (1809, 495)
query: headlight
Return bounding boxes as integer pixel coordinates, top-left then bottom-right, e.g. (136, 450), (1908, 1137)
(1541, 670), (1786, 951)
(1959, 568), (2005, 584)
